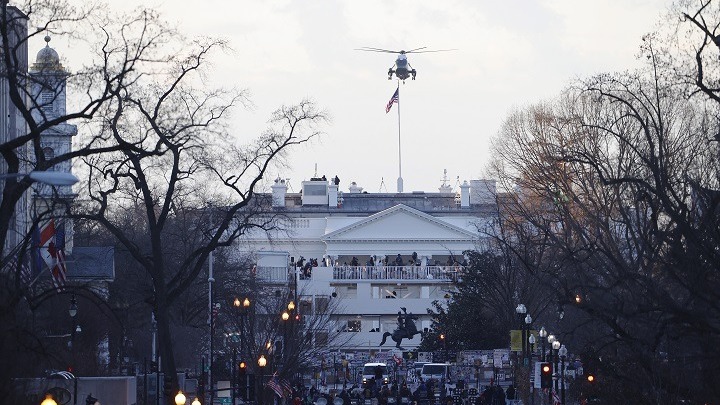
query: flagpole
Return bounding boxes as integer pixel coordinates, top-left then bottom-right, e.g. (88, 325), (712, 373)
(396, 81), (403, 193)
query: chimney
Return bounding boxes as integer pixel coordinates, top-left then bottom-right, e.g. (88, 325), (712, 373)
(272, 177), (287, 207)
(460, 181), (470, 208)
(328, 182), (338, 207)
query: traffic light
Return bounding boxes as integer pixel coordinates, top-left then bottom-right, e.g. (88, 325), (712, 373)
(540, 362), (553, 388)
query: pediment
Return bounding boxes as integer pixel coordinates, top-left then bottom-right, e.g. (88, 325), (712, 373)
(322, 204), (477, 241)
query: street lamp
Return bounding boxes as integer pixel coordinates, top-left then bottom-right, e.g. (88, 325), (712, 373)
(558, 344), (568, 405)
(233, 297), (251, 363)
(258, 355), (267, 405)
(0, 171), (79, 186)
(528, 334), (536, 357)
(69, 295), (78, 318)
(41, 394), (58, 405)
(175, 391), (186, 405)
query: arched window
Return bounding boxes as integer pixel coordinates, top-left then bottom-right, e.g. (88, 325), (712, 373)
(41, 91), (54, 114)
(42, 147), (55, 170)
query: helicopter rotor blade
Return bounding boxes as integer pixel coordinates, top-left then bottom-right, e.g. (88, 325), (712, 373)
(405, 46), (428, 53)
(355, 47), (400, 54)
(407, 48), (458, 54)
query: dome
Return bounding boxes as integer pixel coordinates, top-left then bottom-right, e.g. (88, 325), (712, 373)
(35, 35), (61, 67)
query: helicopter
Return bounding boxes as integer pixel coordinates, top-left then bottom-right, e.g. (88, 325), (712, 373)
(355, 46), (455, 81)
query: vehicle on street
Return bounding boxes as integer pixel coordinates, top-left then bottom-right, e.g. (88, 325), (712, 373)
(362, 362), (391, 387)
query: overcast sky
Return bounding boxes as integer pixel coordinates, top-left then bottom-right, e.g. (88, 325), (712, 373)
(56, 0), (674, 193)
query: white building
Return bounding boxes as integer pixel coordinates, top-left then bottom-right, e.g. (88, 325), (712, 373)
(242, 175), (498, 352)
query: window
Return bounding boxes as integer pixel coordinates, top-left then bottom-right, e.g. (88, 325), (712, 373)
(346, 320), (361, 332)
(315, 296), (329, 314)
(42, 147), (54, 160)
(303, 184), (327, 196)
(41, 92), (54, 114)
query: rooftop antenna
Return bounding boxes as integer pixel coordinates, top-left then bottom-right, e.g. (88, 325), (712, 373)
(314, 163), (318, 178)
(439, 169), (452, 193)
(285, 178), (294, 193)
(379, 177), (388, 193)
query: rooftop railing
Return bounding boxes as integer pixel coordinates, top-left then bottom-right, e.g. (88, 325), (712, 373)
(256, 264), (464, 282)
(332, 265), (460, 281)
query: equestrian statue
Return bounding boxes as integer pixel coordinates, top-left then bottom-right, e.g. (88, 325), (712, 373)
(380, 307), (422, 349)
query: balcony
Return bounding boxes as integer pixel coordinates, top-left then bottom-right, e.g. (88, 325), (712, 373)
(255, 266), (290, 283)
(332, 265), (460, 282)
(256, 265), (463, 285)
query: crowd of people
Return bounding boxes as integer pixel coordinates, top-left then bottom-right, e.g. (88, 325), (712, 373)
(289, 378), (516, 405)
(296, 257), (320, 279)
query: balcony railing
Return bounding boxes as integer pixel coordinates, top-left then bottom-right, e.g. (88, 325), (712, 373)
(256, 266), (290, 282)
(332, 265), (460, 281)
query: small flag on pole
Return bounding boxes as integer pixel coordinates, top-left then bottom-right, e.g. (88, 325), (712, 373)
(386, 88), (399, 113)
(38, 219), (68, 290)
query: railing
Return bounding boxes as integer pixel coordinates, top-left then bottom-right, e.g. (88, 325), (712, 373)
(255, 266), (289, 282)
(333, 265), (461, 281)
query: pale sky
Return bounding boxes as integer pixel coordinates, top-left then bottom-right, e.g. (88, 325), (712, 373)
(49, 0), (673, 193)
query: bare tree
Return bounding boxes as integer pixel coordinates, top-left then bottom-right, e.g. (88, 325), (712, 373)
(69, 17), (328, 396)
(488, 26), (720, 400)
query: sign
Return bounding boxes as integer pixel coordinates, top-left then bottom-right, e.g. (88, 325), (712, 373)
(510, 330), (539, 352)
(217, 381), (231, 398)
(533, 361), (543, 389)
(493, 350), (503, 367)
(418, 351), (432, 362)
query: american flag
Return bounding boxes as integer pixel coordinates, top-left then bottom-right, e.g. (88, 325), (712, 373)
(38, 219), (68, 289)
(386, 88), (399, 113)
(266, 376), (293, 398)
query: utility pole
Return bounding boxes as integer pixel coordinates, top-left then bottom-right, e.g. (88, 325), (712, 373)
(209, 250), (215, 405)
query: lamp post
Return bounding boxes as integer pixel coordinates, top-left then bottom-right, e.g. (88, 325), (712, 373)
(68, 295), (81, 405)
(439, 333), (447, 362)
(538, 327), (547, 362)
(552, 340), (561, 402)
(528, 334), (536, 358)
(524, 314), (532, 365)
(281, 310), (290, 364)
(515, 304), (527, 362)
(547, 334), (555, 404)
(233, 298), (251, 363)
(558, 344), (567, 405)
(258, 355), (267, 405)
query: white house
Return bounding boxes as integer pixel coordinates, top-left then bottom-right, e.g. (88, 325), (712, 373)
(241, 175), (498, 352)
